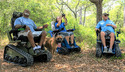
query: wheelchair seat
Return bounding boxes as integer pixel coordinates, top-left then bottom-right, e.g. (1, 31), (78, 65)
(96, 27), (121, 58)
(49, 22), (81, 55)
(8, 12), (42, 44)
(4, 12), (52, 67)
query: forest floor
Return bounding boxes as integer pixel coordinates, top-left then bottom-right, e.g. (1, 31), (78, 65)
(0, 44), (125, 72)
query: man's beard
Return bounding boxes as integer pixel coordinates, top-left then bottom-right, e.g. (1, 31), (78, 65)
(24, 13), (30, 17)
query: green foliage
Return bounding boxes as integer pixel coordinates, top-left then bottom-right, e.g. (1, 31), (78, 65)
(0, 0), (125, 48)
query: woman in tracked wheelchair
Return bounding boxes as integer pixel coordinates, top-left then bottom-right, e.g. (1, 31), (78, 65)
(55, 14), (74, 48)
(14, 9), (48, 55)
(95, 13), (117, 53)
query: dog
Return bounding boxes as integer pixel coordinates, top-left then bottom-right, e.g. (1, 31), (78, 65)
(45, 35), (63, 55)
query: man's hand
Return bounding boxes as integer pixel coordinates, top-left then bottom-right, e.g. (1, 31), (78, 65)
(43, 24), (48, 28)
(106, 24), (117, 28)
(95, 28), (100, 31)
(106, 24), (112, 26)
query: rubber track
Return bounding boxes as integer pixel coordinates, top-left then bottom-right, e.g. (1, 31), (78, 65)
(4, 44), (34, 67)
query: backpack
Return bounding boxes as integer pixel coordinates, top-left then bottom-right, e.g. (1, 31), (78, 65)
(51, 21), (55, 30)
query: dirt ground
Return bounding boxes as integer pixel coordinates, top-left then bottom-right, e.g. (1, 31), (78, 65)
(0, 46), (125, 72)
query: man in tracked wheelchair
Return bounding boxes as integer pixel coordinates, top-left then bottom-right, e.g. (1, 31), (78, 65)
(55, 14), (74, 48)
(95, 13), (117, 53)
(14, 9), (48, 55)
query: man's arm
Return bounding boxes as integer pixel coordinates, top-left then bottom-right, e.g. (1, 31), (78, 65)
(37, 24), (48, 29)
(106, 24), (117, 29)
(37, 26), (43, 29)
(14, 18), (22, 29)
(95, 22), (101, 31)
(15, 25), (22, 29)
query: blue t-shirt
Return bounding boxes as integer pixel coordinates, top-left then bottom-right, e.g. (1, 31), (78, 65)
(96, 20), (116, 34)
(14, 17), (37, 32)
(55, 22), (66, 32)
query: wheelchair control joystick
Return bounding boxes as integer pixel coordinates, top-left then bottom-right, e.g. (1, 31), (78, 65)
(117, 29), (121, 37)
(22, 25), (26, 28)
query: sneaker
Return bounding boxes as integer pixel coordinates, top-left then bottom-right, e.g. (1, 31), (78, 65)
(108, 48), (113, 53)
(34, 49), (42, 55)
(33, 46), (42, 55)
(103, 47), (108, 53)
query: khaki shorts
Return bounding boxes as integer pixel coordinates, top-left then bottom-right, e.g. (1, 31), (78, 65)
(18, 30), (42, 37)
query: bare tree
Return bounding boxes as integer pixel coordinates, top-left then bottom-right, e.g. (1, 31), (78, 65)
(56, 0), (81, 19)
(83, 7), (87, 26)
(89, 0), (103, 24)
(79, 7), (82, 24)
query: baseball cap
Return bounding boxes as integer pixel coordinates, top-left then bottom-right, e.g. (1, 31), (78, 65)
(103, 13), (109, 16)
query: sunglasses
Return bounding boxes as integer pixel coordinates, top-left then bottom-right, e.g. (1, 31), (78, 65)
(104, 15), (108, 17)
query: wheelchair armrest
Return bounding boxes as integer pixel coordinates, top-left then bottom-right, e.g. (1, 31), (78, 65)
(52, 28), (64, 34)
(116, 29), (121, 37)
(96, 30), (101, 36)
(67, 29), (75, 32)
(9, 29), (20, 33)
(34, 29), (42, 31)
(7, 29), (20, 42)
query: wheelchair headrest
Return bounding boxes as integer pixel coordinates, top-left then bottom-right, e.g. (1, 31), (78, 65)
(13, 12), (23, 18)
(51, 21), (55, 30)
(11, 12), (23, 29)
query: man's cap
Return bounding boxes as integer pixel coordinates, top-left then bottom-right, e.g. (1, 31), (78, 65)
(102, 13), (109, 16)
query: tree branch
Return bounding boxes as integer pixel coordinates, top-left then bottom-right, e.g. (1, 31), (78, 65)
(89, 0), (98, 4)
(76, 4), (94, 12)
(63, 2), (76, 15)
(75, 0), (80, 12)
(55, 5), (63, 13)
(56, 0), (63, 5)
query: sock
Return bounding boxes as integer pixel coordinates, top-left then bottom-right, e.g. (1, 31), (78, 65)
(33, 46), (38, 50)
(104, 46), (107, 49)
(37, 45), (41, 48)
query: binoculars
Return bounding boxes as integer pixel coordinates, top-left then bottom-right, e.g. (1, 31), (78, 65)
(62, 14), (65, 17)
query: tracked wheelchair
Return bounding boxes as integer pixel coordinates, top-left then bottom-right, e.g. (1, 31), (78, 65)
(48, 21), (81, 55)
(3, 12), (52, 67)
(96, 27), (122, 58)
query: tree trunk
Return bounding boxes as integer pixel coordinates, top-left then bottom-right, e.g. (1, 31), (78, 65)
(89, 0), (103, 24)
(96, 2), (102, 24)
(79, 7), (82, 24)
(123, 3), (125, 27)
(83, 7), (87, 26)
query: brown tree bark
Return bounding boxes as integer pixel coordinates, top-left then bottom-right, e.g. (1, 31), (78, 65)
(89, 0), (103, 24)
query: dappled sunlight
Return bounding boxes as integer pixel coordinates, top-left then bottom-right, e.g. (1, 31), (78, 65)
(0, 47), (124, 71)
(0, 0), (125, 72)
(54, 63), (70, 69)
(0, 36), (9, 47)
